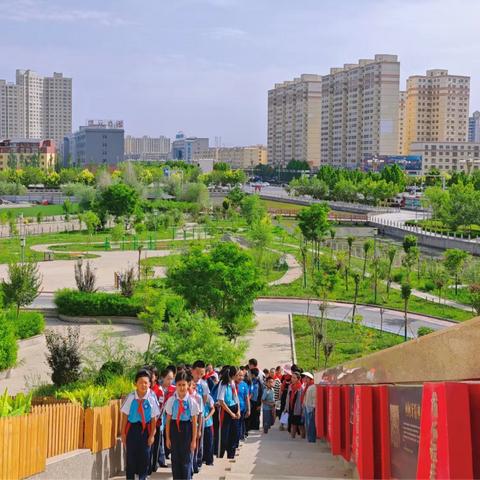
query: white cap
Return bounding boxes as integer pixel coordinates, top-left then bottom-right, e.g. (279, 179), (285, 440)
(302, 372), (314, 380)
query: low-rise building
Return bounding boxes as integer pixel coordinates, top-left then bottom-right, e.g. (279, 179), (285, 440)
(409, 141), (480, 173)
(0, 138), (56, 170)
(63, 120), (124, 167)
(468, 111), (480, 143)
(124, 134), (170, 161)
(171, 132), (209, 162)
(193, 145), (267, 169)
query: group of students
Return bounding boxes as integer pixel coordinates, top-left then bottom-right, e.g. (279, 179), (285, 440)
(120, 358), (317, 480)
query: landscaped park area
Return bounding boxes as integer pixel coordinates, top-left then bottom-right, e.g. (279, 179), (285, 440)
(1, 161), (479, 477)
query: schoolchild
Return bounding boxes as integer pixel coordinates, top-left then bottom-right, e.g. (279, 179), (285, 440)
(188, 378), (204, 474)
(247, 368), (263, 432)
(301, 372), (316, 443)
(192, 360), (210, 471)
(202, 393), (215, 466)
(149, 367), (165, 473)
(121, 369), (160, 480)
(235, 369), (250, 446)
(261, 377), (276, 434)
(217, 366), (240, 459)
(285, 371), (305, 439)
(161, 367), (176, 463)
(165, 371), (200, 480)
(211, 365), (227, 457)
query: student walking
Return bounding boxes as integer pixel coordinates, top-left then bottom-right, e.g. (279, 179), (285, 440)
(217, 366), (240, 459)
(165, 371), (200, 480)
(261, 377), (276, 434)
(202, 393), (215, 466)
(121, 370), (160, 480)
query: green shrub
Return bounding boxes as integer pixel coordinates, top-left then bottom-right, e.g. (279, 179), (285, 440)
(423, 280), (435, 292)
(392, 272), (404, 283)
(0, 389), (32, 417)
(417, 326), (435, 337)
(104, 375), (134, 399)
(57, 384), (111, 408)
(54, 289), (142, 317)
(6, 310), (45, 339)
(95, 361), (124, 386)
(0, 313), (17, 370)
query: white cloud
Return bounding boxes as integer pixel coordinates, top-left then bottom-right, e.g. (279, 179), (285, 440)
(206, 26), (246, 40)
(0, 0), (132, 26)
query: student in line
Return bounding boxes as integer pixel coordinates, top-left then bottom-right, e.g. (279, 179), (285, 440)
(121, 369), (160, 480)
(302, 372), (317, 443)
(165, 370), (200, 480)
(285, 371), (305, 439)
(160, 366), (176, 465)
(148, 367), (165, 473)
(235, 368), (250, 445)
(192, 360), (209, 471)
(247, 368), (262, 432)
(202, 392), (216, 466)
(217, 365), (240, 459)
(261, 376), (276, 434)
(188, 378), (204, 474)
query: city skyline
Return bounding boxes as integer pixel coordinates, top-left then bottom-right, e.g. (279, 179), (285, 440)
(1, 0), (479, 146)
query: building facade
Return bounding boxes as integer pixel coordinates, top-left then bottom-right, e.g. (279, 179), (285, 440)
(63, 120), (124, 167)
(409, 141), (480, 173)
(320, 54), (400, 168)
(0, 139), (56, 171)
(171, 132), (209, 162)
(193, 145), (267, 169)
(0, 69), (72, 144)
(267, 74), (322, 168)
(398, 91), (406, 155)
(402, 70), (470, 154)
(468, 111), (480, 143)
(124, 135), (171, 161)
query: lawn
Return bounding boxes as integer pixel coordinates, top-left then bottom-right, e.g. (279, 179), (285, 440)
(0, 204), (78, 218)
(293, 314), (404, 371)
(261, 199), (306, 212)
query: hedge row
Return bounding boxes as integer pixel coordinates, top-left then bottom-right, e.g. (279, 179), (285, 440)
(54, 289), (142, 317)
(6, 310), (45, 339)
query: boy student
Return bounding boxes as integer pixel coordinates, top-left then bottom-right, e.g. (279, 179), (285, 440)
(261, 377), (276, 434)
(121, 369), (160, 480)
(148, 367), (165, 473)
(165, 370), (200, 480)
(189, 378), (204, 474)
(192, 360), (210, 470)
(160, 367), (176, 464)
(247, 368), (263, 432)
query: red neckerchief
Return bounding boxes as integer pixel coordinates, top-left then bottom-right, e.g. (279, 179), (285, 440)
(289, 381), (302, 410)
(136, 392), (148, 432)
(175, 394), (188, 432)
(152, 383), (163, 400)
(204, 371), (216, 380)
(301, 380), (314, 405)
(164, 385), (175, 403)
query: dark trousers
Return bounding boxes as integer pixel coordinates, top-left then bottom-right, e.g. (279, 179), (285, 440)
(203, 425), (214, 465)
(149, 425), (160, 473)
(170, 420), (193, 480)
(213, 407), (220, 456)
(193, 424), (203, 473)
(219, 404), (238, 459)
(235, 411), (246, 448)
(126, 422), (151, 480)
(248, 400), (261, 431)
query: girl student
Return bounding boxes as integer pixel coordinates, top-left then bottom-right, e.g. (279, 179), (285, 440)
(165, 370), (200, 480)
(217, 365), (241, 459)
(285, 371), (305, 439)
(120, 369), (160, 480)
(202, 392), (216, 466)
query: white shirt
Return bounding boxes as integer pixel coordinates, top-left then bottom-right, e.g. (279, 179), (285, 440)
(304, 384), (317, 409)
(120, 389), (161, 418)
(164, 392), (201, 417)
(217, 381), (240, 407)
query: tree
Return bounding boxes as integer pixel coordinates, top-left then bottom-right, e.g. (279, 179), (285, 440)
(79, 210), (100, 237)
(62, 198), (73, 222)
(351, 272), (361, 325)
(138, 292), (166, 355)
(468, 284), (480, 315)
(2, 262), (42, 318)
(249, 216), (273, 274)
(444, 249), (469, 295)
(167, 243), (264, 340)
(240, 195), (267, 225)
(402, 235), (417, 254)
(151, 311), (245, 367)
(401, 283), (412, 341)
(297, 203), (330, 270)
(226, 186), (245, 208)
(346, 236), (355, 288)
(362, 239), (373, 279)
(402, 246), (419, 281)
(386, 245), (397, 297)
(96, 183), (139, 222)
(74, 260), (97, 293)
(329, 228), (336, 256)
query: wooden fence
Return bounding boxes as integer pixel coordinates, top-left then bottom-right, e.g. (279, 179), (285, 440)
(32, 403), (84, 458)
(0, 399), (123, 479)
(0, 411), (48, 480)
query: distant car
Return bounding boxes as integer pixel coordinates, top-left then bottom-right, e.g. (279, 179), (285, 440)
(262, 182), (270, 187)
(41, 200), (50, 205)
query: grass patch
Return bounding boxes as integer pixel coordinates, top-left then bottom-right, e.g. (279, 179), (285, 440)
(0, 204), (78, 218)
(262, 199), (306, 212)
(293, 314), (403, 371)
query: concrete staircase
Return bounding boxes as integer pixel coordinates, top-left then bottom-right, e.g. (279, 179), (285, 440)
(111, 426), (352, 479)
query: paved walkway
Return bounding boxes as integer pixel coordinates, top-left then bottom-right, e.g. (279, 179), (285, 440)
(268, 253), (302, 286)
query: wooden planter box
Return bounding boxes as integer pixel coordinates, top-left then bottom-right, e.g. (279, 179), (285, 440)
(0, 411), (48, 480)
(83, 400), (121, 453)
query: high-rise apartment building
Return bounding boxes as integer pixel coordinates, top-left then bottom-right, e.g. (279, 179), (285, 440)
(468, 111), (480, 143)
(398, 91), (406, 154)
(267, 74), (322, 168)
(124, 135), (171, 161)
(402, 69), (470, 154)
(321, 54), (400, 168)
(0, 69), (72, 144)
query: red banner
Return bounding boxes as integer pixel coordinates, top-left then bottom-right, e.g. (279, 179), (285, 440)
(469, 383), (480, 479)
(372, 385), (391, 479)
(340, 385), (352, 461)
(328, 386), (342, 455)
(417, 382), (473, 479)
(315, 385), (328, 439)
(352, 385), (374, 479)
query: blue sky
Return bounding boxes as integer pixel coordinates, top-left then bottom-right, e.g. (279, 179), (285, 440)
(1, 0), (479, 145)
